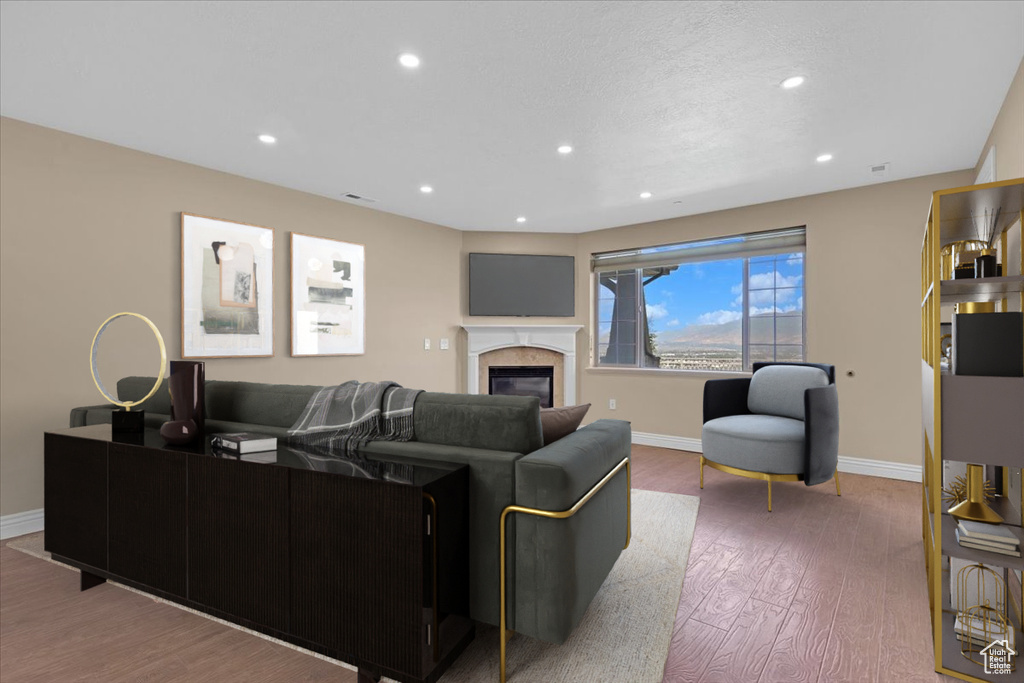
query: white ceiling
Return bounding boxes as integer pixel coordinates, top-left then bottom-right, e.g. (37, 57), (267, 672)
(1, 1), (1022, 234)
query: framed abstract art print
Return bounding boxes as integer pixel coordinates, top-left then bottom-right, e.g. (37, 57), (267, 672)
(290, 232), (365, 356)
(181, 213), (274, 358)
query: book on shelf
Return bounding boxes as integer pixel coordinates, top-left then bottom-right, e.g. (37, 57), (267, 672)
(954, 612), (1016, 649)
(210, 432), (278, 454)
(955, 529), (1022, 557)
(958, 520), (1021, 547)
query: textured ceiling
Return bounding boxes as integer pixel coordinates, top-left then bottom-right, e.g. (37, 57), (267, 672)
(1, 1), (1022, 233)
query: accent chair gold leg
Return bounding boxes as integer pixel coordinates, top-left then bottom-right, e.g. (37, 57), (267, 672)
(834, 468), (842, 497)
(699, 456), (704, 489)
(767, 479), (773, 512)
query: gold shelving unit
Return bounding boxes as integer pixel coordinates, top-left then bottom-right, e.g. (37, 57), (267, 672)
(922, 177), (1024, 683)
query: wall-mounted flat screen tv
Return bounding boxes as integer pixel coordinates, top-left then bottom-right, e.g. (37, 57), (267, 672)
(468, 253), (575, 317)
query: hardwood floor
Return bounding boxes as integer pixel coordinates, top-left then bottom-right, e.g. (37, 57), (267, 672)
(631, 445), (954, 683)
(1, 444), (952, 682)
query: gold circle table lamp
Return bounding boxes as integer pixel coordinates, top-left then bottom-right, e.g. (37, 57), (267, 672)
(90, 312), (167, 434)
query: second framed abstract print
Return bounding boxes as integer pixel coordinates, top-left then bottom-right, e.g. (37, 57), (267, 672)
(290, 233), (365, 356)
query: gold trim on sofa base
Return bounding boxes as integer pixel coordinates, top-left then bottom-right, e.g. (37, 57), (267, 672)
(498, 456), (631, 683)
(699, 456), (840, 511)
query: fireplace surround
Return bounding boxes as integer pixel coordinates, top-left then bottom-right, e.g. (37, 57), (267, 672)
(462, 325), (583, 406)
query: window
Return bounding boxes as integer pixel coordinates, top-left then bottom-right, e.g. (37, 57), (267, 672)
(593, 228), (805, 372)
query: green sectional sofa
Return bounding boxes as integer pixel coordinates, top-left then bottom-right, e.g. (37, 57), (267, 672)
(70, 377), (632, 645)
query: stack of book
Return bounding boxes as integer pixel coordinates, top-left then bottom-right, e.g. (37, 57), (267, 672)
(211, 432), (278, 455)
(954, 611), (1016, 649)
(955, 520), (1021, 557)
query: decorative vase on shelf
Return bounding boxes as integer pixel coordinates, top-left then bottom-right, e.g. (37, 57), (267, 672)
(948, 464), (1004, 524)
(160, 360), (205, 445)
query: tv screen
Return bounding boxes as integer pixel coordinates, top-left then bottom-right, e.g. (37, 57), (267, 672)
(469, 253), (575, 317)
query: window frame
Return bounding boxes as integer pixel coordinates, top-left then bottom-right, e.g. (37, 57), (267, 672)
(591, 228), (807, 373)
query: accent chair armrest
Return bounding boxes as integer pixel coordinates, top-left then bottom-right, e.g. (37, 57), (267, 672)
(804, 384), (839, 486)
(703, 377), (752, 423)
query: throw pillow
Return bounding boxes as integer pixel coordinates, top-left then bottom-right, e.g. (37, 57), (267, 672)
(540, 403), (591, 445)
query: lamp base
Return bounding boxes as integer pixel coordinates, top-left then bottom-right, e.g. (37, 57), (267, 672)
(948, 499), (1004, 524)
(112, 409), (145, 434)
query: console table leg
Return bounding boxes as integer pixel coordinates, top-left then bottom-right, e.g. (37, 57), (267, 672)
(356, 668), (380, 683)
(80, 570), (105, 591)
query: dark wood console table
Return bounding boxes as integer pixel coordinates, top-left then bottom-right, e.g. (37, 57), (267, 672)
(44, 425), (473, 683)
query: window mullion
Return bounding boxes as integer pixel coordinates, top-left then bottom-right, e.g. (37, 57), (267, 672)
(742, 258), (750, 371)
(630, 266), (638, 368)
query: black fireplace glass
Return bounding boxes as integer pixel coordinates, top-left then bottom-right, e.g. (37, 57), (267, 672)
(488, 366), (554, 408)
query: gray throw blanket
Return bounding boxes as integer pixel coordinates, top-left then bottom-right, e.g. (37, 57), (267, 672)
(286, 381), (422, 456)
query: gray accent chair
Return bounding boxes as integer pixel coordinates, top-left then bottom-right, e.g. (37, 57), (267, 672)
(701, 361), (840, 511)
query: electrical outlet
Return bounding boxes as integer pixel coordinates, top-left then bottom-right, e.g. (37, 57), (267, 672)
(440, 338), (449, 350)
(424, 338), (431, 350)
(609, 398), (617, 410)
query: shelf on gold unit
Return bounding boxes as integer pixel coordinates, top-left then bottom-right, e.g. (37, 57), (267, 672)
(936, 180), (1024, 246)
(940, 276), (1024, 304)
(940, 610), (1024, 683)
(939, 514), (1024, 570)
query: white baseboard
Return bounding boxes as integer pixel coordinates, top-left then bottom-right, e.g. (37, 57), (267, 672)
(632, 431), (702, 453)
(631, 432), (922, 483)
(0, 508), (44, 540)
(837, 455), (921, 483)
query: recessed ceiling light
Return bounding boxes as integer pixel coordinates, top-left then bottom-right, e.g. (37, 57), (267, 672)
(640, 191), (652, 199)
(557, 145), (573, 154)
(516, 217), (527, 224)
(420, 185), (433, 194)
(399, 53), (421, 69)
(258, 134), (276, 144)
(816, 153), (833, 163)
(781, 76), (805, 89)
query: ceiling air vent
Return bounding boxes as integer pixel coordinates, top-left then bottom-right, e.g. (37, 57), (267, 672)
(341, 192), (378, 203)
(869, 162), (891, 180)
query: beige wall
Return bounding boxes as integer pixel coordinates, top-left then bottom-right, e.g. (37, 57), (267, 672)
(463, 171), (972, 467)
(975, 57), (1024, 182)
(571, 173), (972, 467)
(0, 117), (463, 516)
(3, 75), (1014, 517)
(975, 57), (1023, 287)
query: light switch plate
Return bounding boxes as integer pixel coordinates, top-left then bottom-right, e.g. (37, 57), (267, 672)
(423, 338), (431, 350)
(440, 338), (449, 350)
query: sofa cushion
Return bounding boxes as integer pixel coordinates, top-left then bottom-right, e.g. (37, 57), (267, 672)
(747, 365), (829, 420)
(540, 403), (591, 445)
(702, 414), (805, 474)
(206, 381), (321, 428)
(413, 392), (543, 454)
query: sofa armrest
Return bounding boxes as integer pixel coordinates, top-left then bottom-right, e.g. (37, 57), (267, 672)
(804, 384), (839, 486)
(512, 419), (631, 643)
(703, 377), (751, 423)
(70, 404), (116, 427)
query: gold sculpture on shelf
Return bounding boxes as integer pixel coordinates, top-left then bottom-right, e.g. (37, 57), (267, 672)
(955, 562), (1015, 671)
(948, 464), (1004, 524)
(943, 471), (997, 508)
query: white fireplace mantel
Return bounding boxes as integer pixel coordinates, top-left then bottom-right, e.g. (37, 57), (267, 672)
(462, 325), (583, 405)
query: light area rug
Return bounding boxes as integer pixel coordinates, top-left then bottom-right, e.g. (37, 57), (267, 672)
(8, 489), (698, 683)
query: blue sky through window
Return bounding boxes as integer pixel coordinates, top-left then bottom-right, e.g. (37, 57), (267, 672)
(643, 253), (804, 334)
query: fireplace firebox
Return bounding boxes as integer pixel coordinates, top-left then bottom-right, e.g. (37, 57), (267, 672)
(488, 366), (555, 408)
